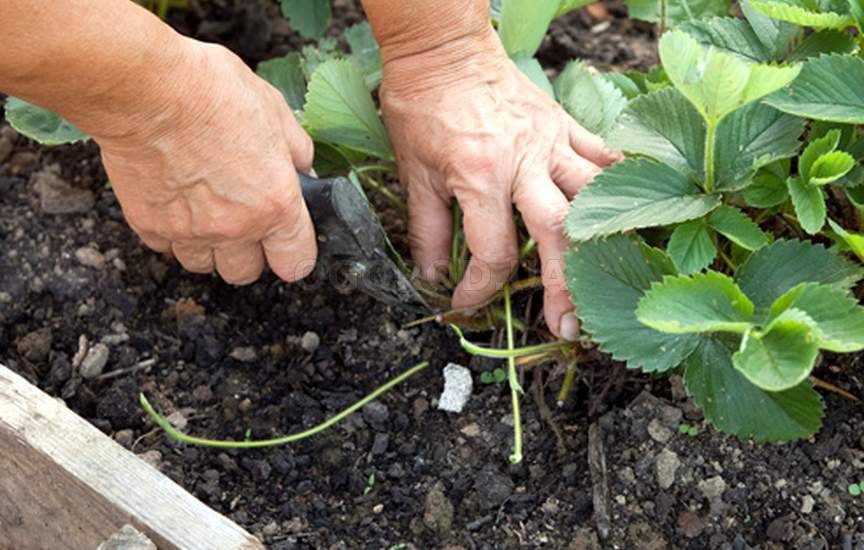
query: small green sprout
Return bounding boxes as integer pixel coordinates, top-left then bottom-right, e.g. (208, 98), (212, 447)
(848, 482), (863, 496)
(678, 423), (700, 437)
(480, 368), (507, 385)
(363, 474), (376, 495)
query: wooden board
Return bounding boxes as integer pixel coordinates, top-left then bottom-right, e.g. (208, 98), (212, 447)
(0, 365), (265, 550)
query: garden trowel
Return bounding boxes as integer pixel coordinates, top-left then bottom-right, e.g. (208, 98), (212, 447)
(298, 172), (430, 313)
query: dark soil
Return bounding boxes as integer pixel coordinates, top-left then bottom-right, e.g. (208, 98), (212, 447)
(3, 2), (864, 549)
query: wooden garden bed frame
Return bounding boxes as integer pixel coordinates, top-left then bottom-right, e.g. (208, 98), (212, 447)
(0, 364), (264, 550)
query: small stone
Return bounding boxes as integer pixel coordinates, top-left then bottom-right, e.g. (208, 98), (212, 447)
(138, 450), (162, 469)
(301, 331), (320, 353)
(801, 495), (815, 514)
(10, 151), (38, 174)
(423, 482), (454, 534)
(16, 327), (53, 363)
(372, 503), (384, 514)
(647, 418), (673, 443)
(413, 397), (429, 418)
(476, 468), (514, 510)
(362, 401), (390, 429)
(192, 384), (214, 402)
(33, 167), (95, 214)
(541, 497), (560, 515)
(98, 524), (156, 550)
(437, 363), (473, 413)
(262, 522), (279, 538)
(166, 410), (188, 431)
(677, 511), (705, 538)
(698, 476), (727, 500)
(75, 246), (106, 269)
(80, 343), (110, 379)
(569, 528), (602, 550)
(229, 346), (257, 362)
(241, 458), (272, 482)
(114, 429), (135, 448)
(370, 433), (389, 456)
(0, 136), (13, 164)
(656, 448), (680, 490)
(0, 126), (17, 142)
(460, 422), (481, 437)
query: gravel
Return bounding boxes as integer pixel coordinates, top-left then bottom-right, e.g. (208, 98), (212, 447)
(80, 343), (110, 379)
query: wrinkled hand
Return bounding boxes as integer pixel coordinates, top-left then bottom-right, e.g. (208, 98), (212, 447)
(95, 40), (316, 285)
(379, 31), (620, 340)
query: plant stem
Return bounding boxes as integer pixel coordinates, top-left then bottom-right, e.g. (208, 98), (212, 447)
(557, 359), (578, 406)
(519, 238), (537, 259)
(140, 362), (430, 448)
(450, 324), (570, 358)
(704, 121), (717, 193)
(658, 0), (668, 36)
(450, 204), (467, 283)
(353, 164), (395, 175)
(360, 174), (406, 212)
(504, 284), (523, 464)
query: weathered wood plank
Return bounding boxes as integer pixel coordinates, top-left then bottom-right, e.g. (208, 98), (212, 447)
(0, 365), (264, 550)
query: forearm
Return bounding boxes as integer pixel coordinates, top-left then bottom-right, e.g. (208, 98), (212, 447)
(361, 0), (507, 91)
(0, 0), (192, 141)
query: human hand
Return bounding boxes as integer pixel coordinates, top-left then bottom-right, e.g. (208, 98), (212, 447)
(94, 40), (317, 285)
(378, 29), (620, 340)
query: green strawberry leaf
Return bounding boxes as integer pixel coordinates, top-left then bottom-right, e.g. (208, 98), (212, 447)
(498, 0), (559, 56)
(345, 22), (382, 90)
(679, 17), (773, 62)
(513, 55), (555, 97)
(685, 336), (824, 442)
(659, 30), (801, 125)
(304, 59), (393, 160)
(732, 320), (819, 391)
(735, 239), (863, 310)
(748, 0), (855, 28)
(741, 0), (800, 58)
(257, 53), (307, 111)
(708, 205), (769, 250)
(828, 218), (864, 262)
(4, 97), (89, 146)
(603, 73), (644, 99)
(769, 280), (864, 352)
(565, 159), (721, 241)
(801, 128), (842, 181)
(809, 151), (856, 185)
(714, 103), (806, 191)
(765, 54), (864, 124)
(637, 271), (755, 334)
(280, 0), (331, 39)
(667, 220), (717, 274)
(565, 235), (701, 373)
(788, 177), (826, 234)
(625, 0), (732, 26)
(555, 61), (627, 136)
(743, 170), (789, 207)
(787, 29), (858, 61)
(607, 87), (705, 178)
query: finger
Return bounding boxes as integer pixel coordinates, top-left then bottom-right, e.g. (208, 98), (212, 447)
(451, 182), (519, 310)
(171, 242), (216, 274)
(513, 176), (579, 341)
(134, 229), (172, 254)
(214, 242), (266, 286)
(262, 198), (318, 283)
(284, 113), (314, 174)
(551, 146), (602, 198)
(406, 177), (452, 282)
(570, 120), (622, 167)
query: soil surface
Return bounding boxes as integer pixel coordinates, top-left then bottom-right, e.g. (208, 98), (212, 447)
(3, 2), (864, 549)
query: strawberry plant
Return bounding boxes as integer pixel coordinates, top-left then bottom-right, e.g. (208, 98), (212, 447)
(565, 3), (864, 442)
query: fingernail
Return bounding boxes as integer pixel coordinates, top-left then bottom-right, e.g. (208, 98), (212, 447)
(559, 312), (580, 342)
